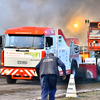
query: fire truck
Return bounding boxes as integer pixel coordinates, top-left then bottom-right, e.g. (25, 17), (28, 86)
(0, 27), (79, 84)
(79, 21), (100, 80)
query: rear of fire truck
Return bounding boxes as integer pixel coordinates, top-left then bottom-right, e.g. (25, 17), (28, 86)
(0, 27), (55, 84)
(57, 29), (79, 79)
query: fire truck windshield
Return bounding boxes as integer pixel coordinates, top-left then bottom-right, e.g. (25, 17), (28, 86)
(5, 34), (44, 49)
(90, 30), (100, 35)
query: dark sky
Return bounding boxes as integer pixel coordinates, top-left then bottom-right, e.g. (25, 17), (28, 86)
(0, 0), (100, 45)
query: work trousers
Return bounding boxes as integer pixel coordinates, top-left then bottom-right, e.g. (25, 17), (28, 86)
(40, 74), (57, 100)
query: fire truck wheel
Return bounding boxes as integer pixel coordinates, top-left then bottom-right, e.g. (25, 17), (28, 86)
(71, 59), (78, 81)
(6, 75), (17, 84)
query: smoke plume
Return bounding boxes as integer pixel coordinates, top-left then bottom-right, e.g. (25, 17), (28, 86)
(0, 0), (100, 45)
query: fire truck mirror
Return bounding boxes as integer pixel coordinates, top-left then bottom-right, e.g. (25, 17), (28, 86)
(46, 37), (53, 47)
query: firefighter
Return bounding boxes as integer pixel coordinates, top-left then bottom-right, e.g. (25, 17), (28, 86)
(35, 53), (66, 100)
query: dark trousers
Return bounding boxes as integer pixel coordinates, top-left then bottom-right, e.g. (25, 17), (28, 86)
(40, 74), (57, 100)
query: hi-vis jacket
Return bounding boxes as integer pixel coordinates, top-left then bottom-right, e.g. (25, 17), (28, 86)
(35, 55), (66, 78)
